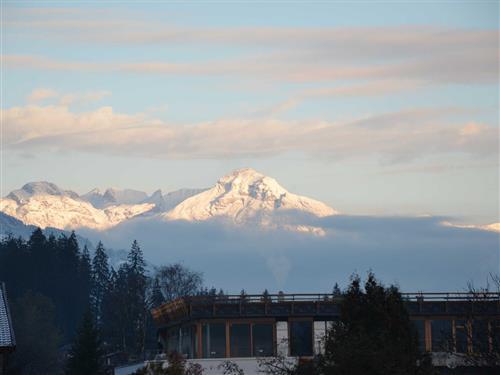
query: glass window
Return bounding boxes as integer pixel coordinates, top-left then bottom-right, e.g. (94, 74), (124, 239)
(180, 325), (197, 359)
(230, 324), (251, 357)
(167, 328), (180, 354)
(472, 320), (489, 353)
(253, 323), (274, 357)
(412, 320), (425, 351)
(431, 320), (452, 352)
(290, 320), (313, 357)
(455, 320), (468, 353)
(493, 320), (500, 353)
(202, 323), (226, 358)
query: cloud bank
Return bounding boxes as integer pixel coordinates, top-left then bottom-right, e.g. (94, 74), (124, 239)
(78, 214), (499, 293)
(3, 103), (496, 162)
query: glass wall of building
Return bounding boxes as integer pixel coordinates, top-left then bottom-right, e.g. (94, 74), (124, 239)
(290, 320), (313, 357)
(472, 319), (489, 353)
(454, 320), (468, 353)
(230, 323), (251, 357)
(202, 323), (226, 358)
(494, 320), (500, 353)
(431, 320), (452, 352)
(166, 328), (180, 354)
(253, 323), (274, 357)
(412, 320), (425, 352)
(180, 325), (197, 359)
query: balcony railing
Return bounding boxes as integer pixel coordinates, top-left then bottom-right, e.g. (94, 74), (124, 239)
(151, 292), (500, 327)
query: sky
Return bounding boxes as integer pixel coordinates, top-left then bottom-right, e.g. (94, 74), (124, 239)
(1, 0), (499, 225)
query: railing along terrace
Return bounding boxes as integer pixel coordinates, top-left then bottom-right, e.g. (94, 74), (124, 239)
(180, 292), (500, 304)
(184, 292), (500, 303)
(151, 292), (500, 327)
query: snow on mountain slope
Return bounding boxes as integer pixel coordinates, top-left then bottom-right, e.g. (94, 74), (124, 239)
(163, 188), (208, 210)
(441, 221), (500, 233)
(1, 182), (155, 230)
(7, 181), (79, 204)
(82, 188), (148, 208)
(1, 170), (337, 233)
(163, 168), (337, 224)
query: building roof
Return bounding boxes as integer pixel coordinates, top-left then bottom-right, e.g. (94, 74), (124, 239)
(151, 292), (500, 329)
(0, 282), (15, 351)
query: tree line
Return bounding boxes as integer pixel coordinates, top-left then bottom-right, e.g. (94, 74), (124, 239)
(0, 228), (205, 374)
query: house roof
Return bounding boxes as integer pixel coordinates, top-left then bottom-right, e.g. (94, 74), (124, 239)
(0, 282), (15, 351)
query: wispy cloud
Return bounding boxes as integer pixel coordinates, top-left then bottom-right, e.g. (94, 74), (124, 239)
(26, 88), (58, 104)
(4, 9), (498, 86)
(2, 103), (496, 162)
(25, 88), (111, 106)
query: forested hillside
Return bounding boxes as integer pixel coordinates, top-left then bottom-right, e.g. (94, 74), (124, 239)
(0, 228), (207, 374)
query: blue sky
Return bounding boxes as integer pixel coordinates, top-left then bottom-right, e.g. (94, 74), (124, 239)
(2, 0), (499, 224)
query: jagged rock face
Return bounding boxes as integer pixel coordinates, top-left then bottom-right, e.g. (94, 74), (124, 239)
(164, 168), (337, 223)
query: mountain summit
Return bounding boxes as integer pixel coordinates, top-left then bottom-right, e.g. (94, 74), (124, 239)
(164, 168), (337, 223)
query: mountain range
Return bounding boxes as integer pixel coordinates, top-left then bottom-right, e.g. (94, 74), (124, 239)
(0, 168), (337, 234)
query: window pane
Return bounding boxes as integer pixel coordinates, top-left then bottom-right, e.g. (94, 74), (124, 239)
(290, 321), (313, 357)
(472, 320), (489, 353)
(431, 320), (452, 352)
(230, 324), (251, 357)
(493, 320), (500, 353)
(455, 320), (467, 353)
(412, 320), (425, 351)
(202, 323), (226, 358)
(253, 323), (274, 357)
(180, 325), (196, 359)
(167, 328), (180, 354)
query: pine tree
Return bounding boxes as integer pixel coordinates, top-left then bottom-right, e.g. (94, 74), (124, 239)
(332, 282), (342, 297)
(319, 272), (431, 375)
(126, 240), (148, 355)
(149, 277), (165, 309)
(78, 245), (92, 319)
(91, 242), (110, 327)
(66, 310), (103, 375)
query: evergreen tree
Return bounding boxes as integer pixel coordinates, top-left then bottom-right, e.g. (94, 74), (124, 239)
(149, 277), (165, 309)
(318, 272), (432, 375)
(126, 240), (148, 355)
(66, 310), (103, 375)
(91, 242), (110, 327)
(56, 231), (82, 339)
(78, 245), (92, 319)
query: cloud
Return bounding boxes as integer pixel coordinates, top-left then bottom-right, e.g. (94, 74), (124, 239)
(25, 87), (111, 107)
(26, 88), (58, 104)
(58, 90), (111, 106)
(78, 214), (499, 293)
(255, 80), (425, 116)
(2, 104), (497, 162)
(4, 46), (497, 85)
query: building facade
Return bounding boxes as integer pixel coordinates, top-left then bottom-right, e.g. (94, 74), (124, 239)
(147, 292), (499, 374)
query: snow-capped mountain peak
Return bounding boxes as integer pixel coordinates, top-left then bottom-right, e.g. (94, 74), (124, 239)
(1, 169), (337, 233)
(1, 182), (155, 231)
(7, 181), (79, 204)
(163, 168), (337, 223)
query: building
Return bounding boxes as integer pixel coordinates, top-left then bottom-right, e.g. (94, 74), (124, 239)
(0, 283), (16, 375)
(145, 292), (500, 374)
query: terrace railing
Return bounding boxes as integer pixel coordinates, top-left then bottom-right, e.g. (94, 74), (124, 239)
(151, 292), (500, 326)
